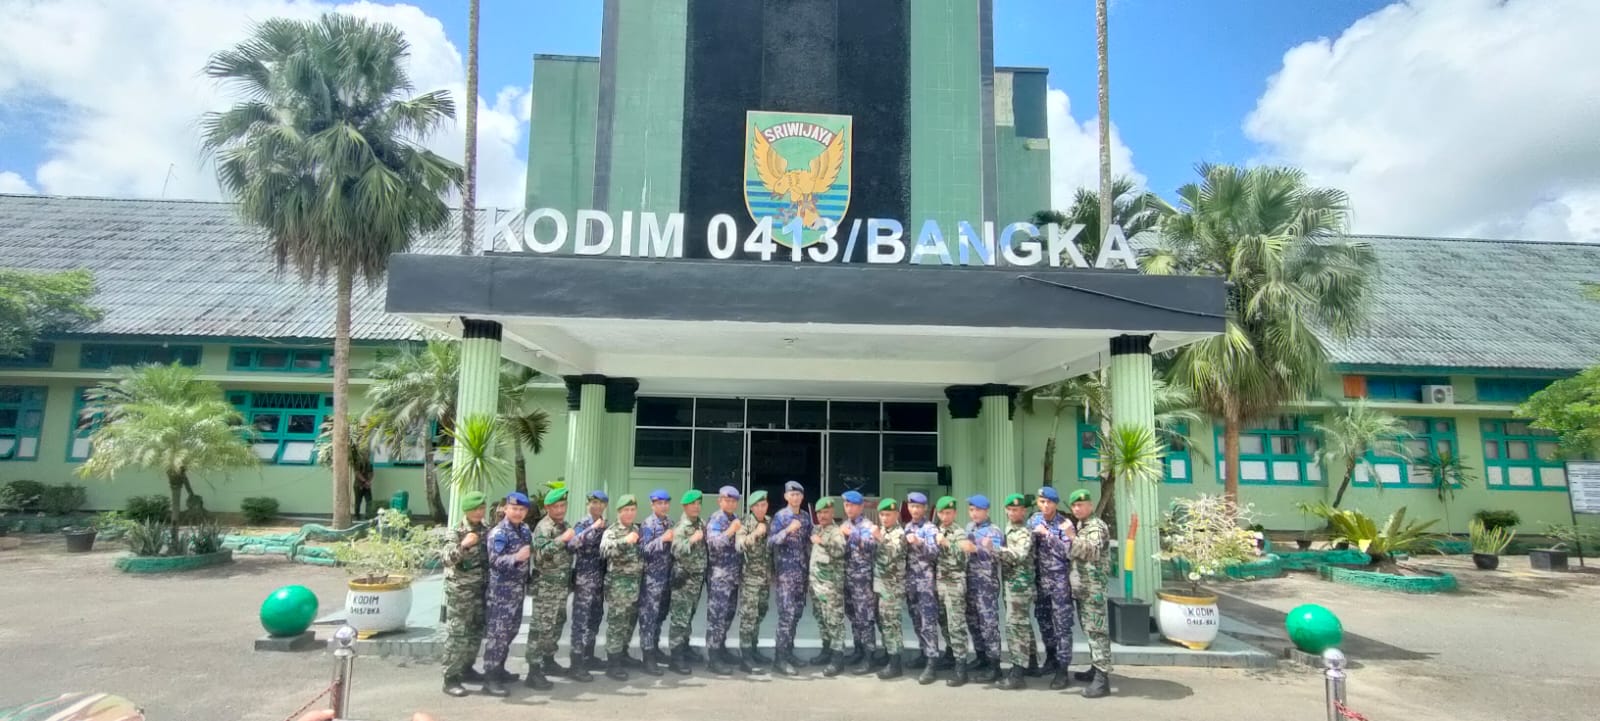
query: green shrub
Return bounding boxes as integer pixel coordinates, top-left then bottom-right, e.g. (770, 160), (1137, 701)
(123, 521), (169, 557)
(240, 497), (280, 526)
(39, 484), (87, 515)
(186, 521), (225, 555)
(1474, 509), (1521, 531)
(1, 481), (47, 512)
(125, 495), (171, 523)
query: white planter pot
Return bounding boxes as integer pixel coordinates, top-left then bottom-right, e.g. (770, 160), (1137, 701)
(1157, 589), (1221, 650)
(344, 575), (414, 638)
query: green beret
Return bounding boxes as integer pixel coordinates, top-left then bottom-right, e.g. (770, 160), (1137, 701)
(815, 497), (835, 510)
(543, 487), (569, 506)
(459, 491), (487, 513)
(748, 490), (768, 506)
(878, 498), (899, 511)
(616, 494), (637, 509)
(680, 489), (703, 505)
(935, 495), (956, 511)
(1004, 493), (1027, 508)
(1068, 489), (1092, 504)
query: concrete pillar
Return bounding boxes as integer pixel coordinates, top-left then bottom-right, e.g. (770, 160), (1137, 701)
(1110, 334), (1160, 603)
(604, 378), (640, 497)
(944, 385), (984, 501)
(980, 384), (1020, 506)
(450, 318), (502, 527)
(562, 375), (609, 504)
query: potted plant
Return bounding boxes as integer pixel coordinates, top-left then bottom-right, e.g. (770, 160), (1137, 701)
(1533, 523), (1600, 572)
(1292, 502), (1317, 550)
(331, 508), (441, 637)
(1154, 494), (1259, 650)
(61, 523), (98, 553)
(1468, 519), (1514, 570)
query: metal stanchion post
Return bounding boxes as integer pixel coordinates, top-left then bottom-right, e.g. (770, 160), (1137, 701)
(329, 625), (358, 719)
(1323, 648), (1348, 721)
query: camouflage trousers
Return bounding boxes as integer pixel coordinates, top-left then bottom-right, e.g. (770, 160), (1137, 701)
(875, 582), (906, 654)
(571, 575), (605, 656)
(604, 574), (642, 656)
(736, 569), (771, 648)
(907, 572), (941, 658)
(965, 579), (1000, 660)
(810, 577), (848, 648)
(1035, 572), (1075, 666)
(523, 577), (569, 662)
(704, 562), (741, 648)
(637, 567), (671, 653)
(668, 566), (706, 649)
(1075, 588), (1112, 671)
(441, 583), (486, 679)
(844, 569), (877, 648)
(1003, 585), (1037, 668)
(482, 579), (526, 671)
(935, 576), (970, 659)
(774, 569), (808, 651)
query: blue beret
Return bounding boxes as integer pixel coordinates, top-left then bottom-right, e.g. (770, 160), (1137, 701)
(906, 492), (928, 505)
(719, 485), (741, 499)
(967, 494), (990, 510)
(1038, 486), (1060, 502)
(784, 481), (804, 493)
(841, 490), (864, 505)
(505, 492), (531, 507)
(587, 490), (609, 502)
(649, 489), (671, 502)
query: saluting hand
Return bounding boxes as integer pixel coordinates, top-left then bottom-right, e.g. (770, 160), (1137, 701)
(514, 545), (531, 562)
(787, 519), (802, 534)
(626, 530), (640, 545)
(691, 529), (705, 544)
(557, 528), (575, 543)
(728, 519), (742, 535)
(810, 533), (822, 546)
(594, 518), (607, 531)
(460, 532), (480, 550)
(755, 522), (767, 536)
(873, 525), (884, 541)
(981, 535), (994, 549)
(936, 533), (949, 548)
(960, 539), (977, 554)
(663, 528), (675, 543)
(1033, 524), (1049, 536)
(1061, 521), (1077, 539)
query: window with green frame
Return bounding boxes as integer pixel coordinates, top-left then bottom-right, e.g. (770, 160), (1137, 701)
(1481, 419), (1566, 491)
(0, 342), (55, 368)
(80, 343), (201, 369)
(370, 420), (435, 466)
(0, 386), (47, 461)
(1352, 417), (1456, 487)
(1214, 415), (1323, 486)
(228, 391), (331, 465)
(1076, 420), (1193, 484)
(67, 387), (103, 461)
(229, 346), (331, 373)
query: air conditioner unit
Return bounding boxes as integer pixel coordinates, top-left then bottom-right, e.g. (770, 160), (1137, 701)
(1421, 385), (1454, 405)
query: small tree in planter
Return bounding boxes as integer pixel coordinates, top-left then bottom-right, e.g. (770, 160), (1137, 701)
(1413, 450), (1475, 533)
(331, 509), (444, 637)
(1154, 494), (1259, 650)
(1468, 519), (1514, 570)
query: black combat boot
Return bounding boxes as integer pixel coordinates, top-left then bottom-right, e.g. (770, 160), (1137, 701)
(774, 647), (800, 677)
(996, 666), (1026, 690)
(523, 667), (552, 690)
(876, 653), (904, 680)
(852, 646), (880, 676)
(935, 647), (955, 670)
(707, 648), (731, 675)
(1083, 668), (1110, 698)
(916, 657), (939, 685)
(946, 663), (969, 688)
(668, 646), (693, 675)
(606, 655), (630, 682)
(734, 646), (758, 673)
(1026, 651), (1041, 677)
(443, 678), (469, 697)
(621, 652), (644, 669)
(538, 655), (565, 676)
(976, 656), (1001, 684)
(584, 645), (606, 672)
(1073, 666), (1096, 682)
(1049, 666), (1070, 690)
(747, 644), (774, 665)
(482, 676), (509, 697)
(1040, 648), (1060, 676)
(568, 651), (593, 683)
(490, 666), (520, 683)
(641, 649), (665, 676)
(683, 644), (706, 663)
(838, 641), (865, 667)
(822, 651), (845, 678)
(807, 642), (832, 667)
(908, 652), (929, 670)
(646, 648), (670, 668)
(460, 666), (486, 683)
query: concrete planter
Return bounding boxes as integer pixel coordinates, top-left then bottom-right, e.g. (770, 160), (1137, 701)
(344, 576), (414, 638)
(63, 529), (97, 553)
(1156, 589), (1221, 650)
(1529, 549), (1569, 572)
(115, 549), (234, 574)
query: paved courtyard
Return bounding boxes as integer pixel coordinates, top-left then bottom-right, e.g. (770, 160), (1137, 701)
(2, 540), (1596, 721)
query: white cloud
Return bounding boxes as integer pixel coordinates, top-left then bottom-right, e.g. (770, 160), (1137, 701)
(1245, 0), (1600, 241)
(0, 171), (35, 194)
(1046, 87), (1144, 210)
(0, 0), (528, 208)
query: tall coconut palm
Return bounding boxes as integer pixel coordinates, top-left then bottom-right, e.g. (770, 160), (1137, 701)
(200, 14), (463, 529)
(1031, 178), (1172, 262)
(78, 364), (258, 547)
(1096, 0), (1113, 251)
(460, 0), (481, 255)
(1148, 164), (1378, 503)
(1313, 399), (1411, 508)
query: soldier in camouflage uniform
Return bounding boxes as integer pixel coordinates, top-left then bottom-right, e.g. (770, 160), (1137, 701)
(963, 494), (1004, 684)
(442, 491), (490, 697)
(870, 497), (908, 679)
(525, 487), (577, 685)
(924, 496), (974, 687)
(767, 480), (813, 676)
(1029, 486), (1076, 690)
(839, 490), (878, 673)
(667, 488), (708, 675)
(600, 494), (645, 682)
(635, 489), (675, 675)
(481, 492), (535, 697)
(902, 491), (941, 672)
(1065, 488), (1113, 698)
(996, 493), (1037, 690)
(808, 497), (849, 677)
(566, 490), (610, 675)
(735, 490), (773, 669)
(704, 486), (745, 674)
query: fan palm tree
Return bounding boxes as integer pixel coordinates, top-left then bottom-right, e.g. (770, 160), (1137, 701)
(77, 364), (258, 547)
(461, 0), (481, 255)
(200, 14), (463, 529)
(1147, 164), (1377, 503)
(1313, 399), (1411, 508)
(1032, 178), (1172, 262)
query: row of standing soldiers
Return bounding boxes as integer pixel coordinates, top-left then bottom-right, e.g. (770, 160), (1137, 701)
(438, 482), (1114, 698)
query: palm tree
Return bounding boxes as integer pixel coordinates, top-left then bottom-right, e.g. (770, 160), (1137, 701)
(461, 0), (481, 255)
(1032, 178), (1172, 262)
(1148, 164), (1378, 503)
(314, 417), (375, 511)
(77, 364), (258, 547)
(499, 363), (552, 497)
(1313, 399), (1411, 508)
(200, 14), (463, 529)
(1096, 0), (1113, 252)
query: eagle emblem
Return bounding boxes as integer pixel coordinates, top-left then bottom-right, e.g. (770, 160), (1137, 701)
(744, 111), (853, 248)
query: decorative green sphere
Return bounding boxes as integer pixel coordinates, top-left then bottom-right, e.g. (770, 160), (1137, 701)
(1285, 603), (1343, 654)
(260, 585), (319, 637)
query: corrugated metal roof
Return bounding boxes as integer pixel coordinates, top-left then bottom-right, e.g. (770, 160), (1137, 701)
(0, 193), (490, 341)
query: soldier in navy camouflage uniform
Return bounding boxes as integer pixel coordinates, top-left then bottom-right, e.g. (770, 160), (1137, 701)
(600, 495), (645, 681)
(635, 488), (675, 675)
(964, 494), (1004, 684)
(870, 498), (908, 679)
(768, 480), (813, 676)
(667, 488), (708, 674)
(735, 490), (773, 668)
(481, 492), (534, 697)
(1029, 486), (1076, 690)
(839, 489), (878, 673)
(441, 491), (490, 698)
(704, 486), (745, 674)
(903, 491), (942, 671)
(567, 490), (610, 673)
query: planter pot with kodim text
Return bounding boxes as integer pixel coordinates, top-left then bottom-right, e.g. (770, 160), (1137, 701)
(344, 576), (413, 637)
(62, 528), (97, 553)
(1156, 589), (1221, 650)
(1471, 553), (1499, 571)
